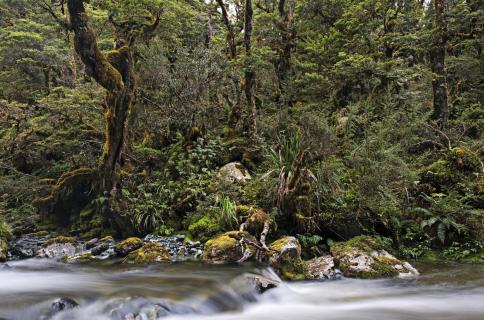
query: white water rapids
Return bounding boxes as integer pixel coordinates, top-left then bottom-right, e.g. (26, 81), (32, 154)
(0, 259), (483, 320)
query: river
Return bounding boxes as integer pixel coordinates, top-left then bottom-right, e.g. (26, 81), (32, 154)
(0, 259), (483, 320)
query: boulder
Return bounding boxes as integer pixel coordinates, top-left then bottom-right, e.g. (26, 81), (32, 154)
(304, 255), (338, 280)
(37, 236), (77, 259)
(330, 236), (419, 279)
(44, 297), (78, 319)
(91, 236), (116, 257)
(115, 237), (143, 256)
(268, 236), (301, 266)
(217, 162), (251, 184)
(9, 232), (50, 259)
(123, 242), (171, 264)
(268, 236), (305, 280)
(202, 231), (257, 264)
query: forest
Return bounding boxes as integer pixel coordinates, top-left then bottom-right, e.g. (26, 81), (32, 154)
(0, 0), (483, 319)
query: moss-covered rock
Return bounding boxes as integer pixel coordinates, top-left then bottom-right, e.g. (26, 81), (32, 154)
(202, 231), (257, 264)
(42, 236), (76, 247)
(268, 236), (301, 266)
(65, 252), (97, 263)
(268, 236), (306, 280)
(124, 242), (171, 264)
(330, 236), (418, 279)
(115, 237), (143, 256)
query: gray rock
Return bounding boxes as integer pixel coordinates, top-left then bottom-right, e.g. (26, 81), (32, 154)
(85, 238), (99, 249)
(268, 236), (302, 267)
(9, 233), (49, 259)
(330, 236), (419, 279)
(44, 297), (78, 319)
(305, 255), (338, 280)
(217, 162), (251, 184)
(37, 243), (76, 259)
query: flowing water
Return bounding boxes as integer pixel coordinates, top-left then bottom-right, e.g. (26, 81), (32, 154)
(0, 259), (483, 320)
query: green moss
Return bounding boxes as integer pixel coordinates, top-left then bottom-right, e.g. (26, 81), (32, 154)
(100, 236), (114, 242)
(342, 235), (389, 252)
(450, 147), (482, 172)
(269, 237), (291, 252)
(330, 236), (404, 279)
(279, 259), (307, 281)
(133, 145), (162, 159)
(188, 215), (221, 242)
(124, 242), (171, 264)
(32, 230), (49, 237)
(0, 220), (12, 239)
(236, 205), (251, 216)
(115, 237), (143, 254)
(42, 236), (76, 247)
(422, 159), (454, 186)
(205, 232), (239, 252)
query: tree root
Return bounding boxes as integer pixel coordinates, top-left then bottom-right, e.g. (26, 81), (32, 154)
(33, 167), (96, 207)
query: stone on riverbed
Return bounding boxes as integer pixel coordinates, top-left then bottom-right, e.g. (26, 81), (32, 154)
(115, 237), (143, 256)
(268, 236), (301, 266)
(91, 236), (116, 258)
(9, 232), (50, 259)
(202, 231), (258, 264)
(330, 236), (419, 279)
(304, 255), (339, 280)
(267, 236), (306, 280)
(37, 236), (77, 259)
(123, 242), (171, 264)
(44, 297), (79, 319)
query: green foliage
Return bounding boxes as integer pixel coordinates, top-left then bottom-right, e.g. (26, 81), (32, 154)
(0, 0), (481, 264)
(188, 215), (221, 242)
(217, 195), (238, 230)
(0, 217), (12, 239)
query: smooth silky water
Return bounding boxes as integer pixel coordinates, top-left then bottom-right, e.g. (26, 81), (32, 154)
(0, 259), (483, 320)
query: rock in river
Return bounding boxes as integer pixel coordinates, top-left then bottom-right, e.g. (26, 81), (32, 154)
(305, 255), (339, 280)
(330, 236), (419, 279)
(123, 242), (171, 264)
(37, 236), (77, 259)
(115, 237), (143, 256)
(202, 231), (258, 264)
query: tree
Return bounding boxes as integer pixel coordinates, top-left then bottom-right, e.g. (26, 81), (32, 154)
(244, 0), (257, 140)
(430, 0), (450, 128)
(62, 1), (159, 195)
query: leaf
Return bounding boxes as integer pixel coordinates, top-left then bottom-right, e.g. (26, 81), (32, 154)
(421, 216), (438, 229)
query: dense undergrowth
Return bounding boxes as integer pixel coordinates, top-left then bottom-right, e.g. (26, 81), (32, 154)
(0, 0), (482, 263)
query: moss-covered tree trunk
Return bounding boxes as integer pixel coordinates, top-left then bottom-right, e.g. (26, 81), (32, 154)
(430, 0), (449, 128)
(67, 0), (134, 193)
(244, 0), (257, 140)
(275, 0), (295, 104)
(216, 0), (243, 137)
